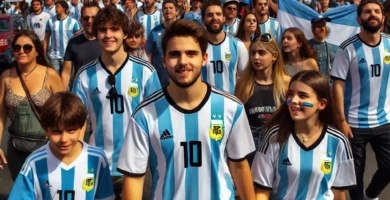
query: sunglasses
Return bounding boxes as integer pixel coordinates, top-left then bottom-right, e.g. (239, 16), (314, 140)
(12, 44), (34, 53)
(82, 16), (96, 21)
(226, 7), (237, 11)
(107, 74), (118, 99)
(129, 34), (142, 39)
(260, 33), (273, 42)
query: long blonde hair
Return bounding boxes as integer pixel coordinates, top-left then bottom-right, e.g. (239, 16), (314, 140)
(235, 37), (289, 107)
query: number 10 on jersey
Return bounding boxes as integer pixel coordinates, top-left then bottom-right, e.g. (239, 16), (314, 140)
(180, 141), (202, 168)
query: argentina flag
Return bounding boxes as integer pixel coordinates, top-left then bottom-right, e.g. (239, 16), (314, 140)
(277, 0), (361, 46)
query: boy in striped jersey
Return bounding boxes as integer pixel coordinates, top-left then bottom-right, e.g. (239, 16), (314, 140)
(134, 0), (162, 40)
(72, 6), (161, 198)
(9, 92), (114, 200)
(118, 19), (256, 200)
(331, 0), (390, 199)
(201, 0), (248, 94)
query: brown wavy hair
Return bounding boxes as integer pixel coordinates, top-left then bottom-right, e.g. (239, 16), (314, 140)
(11, 30), (50, 67)
(264, 70), (340, 144)
(282, 27), (317, 62)
(236, 12), (261, 41)
(92, 6), (130, 37)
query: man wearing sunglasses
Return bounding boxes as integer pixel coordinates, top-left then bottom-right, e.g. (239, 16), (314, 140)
(72, 6), (161, 198)
(62, 2), (102, 91)
(201, 1), (248, 95)
(223, 0), (240, 36)
(183, 0), (202, 24)
(254, 0), (281, 44)
(44, 1), (81, 74)
(146, 0), (179, 87)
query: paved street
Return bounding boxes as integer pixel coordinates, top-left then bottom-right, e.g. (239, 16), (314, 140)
(0, 125), (389, 199)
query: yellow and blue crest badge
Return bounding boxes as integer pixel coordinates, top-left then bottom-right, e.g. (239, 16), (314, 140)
(321, 155), (332, 174)
(225, 51), (232, 61)
(209, 116), (224, 141)
(82, 173), (95, 192)
(128, 81), (139, 97)
(384, 49), (390, 64)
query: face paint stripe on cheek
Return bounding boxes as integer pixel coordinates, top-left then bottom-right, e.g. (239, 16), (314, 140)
(302, 102), (314, 107)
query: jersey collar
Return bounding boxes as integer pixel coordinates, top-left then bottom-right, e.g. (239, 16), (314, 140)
(292, 124), (327, 151)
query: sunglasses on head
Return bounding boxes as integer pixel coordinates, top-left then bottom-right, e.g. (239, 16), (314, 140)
(12, 44), (34, 53)
(107, 74), (118, 99)
(82, 16), (96, 21)
(259, 33), (273, 42)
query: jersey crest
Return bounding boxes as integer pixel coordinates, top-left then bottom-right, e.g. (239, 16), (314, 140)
(82, 173), (95, 192)
(384, 49), (390, 64)
(321, 154), (332, 175)
(209, 114), (224, 141)
(128, 79), (139, 97)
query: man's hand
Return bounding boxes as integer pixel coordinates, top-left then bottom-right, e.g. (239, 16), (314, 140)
(340, 120), (353, 139)
(0, 148), (7, 170)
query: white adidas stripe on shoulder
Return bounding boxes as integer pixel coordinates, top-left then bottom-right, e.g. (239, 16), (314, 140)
(132, 89), (164, 117)
(128, 54), (155, 72)
(73, 59), (99, 80)
(211, 86), (242, 105)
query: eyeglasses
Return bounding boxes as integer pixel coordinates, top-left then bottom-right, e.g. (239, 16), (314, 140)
(226, 7), (237, 11)
(107, 74), (118, 99)
(82, 16), (96, 21)
(12, 44), (34, 53)
(129, 34), (142, 39)
(260, 33), (273, 42)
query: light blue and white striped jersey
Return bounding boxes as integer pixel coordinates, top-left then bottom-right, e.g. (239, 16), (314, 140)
(117, 84), (256, 200)
(134, 9), (162, 39)
(330, 34), (390, 128)
(183, 11), (202, 25)
(251, 125), (356, 200)
(9, 141), (114, 200)
(43, 5), (56, 17)
(69, 3), (83, 22)
(201, 33), (248, 94)
(45, 16), (81, 59)
(259, 17), (281, 44)
(223, 18), (240, 36)
(27, 11), (51, 41)
(72, 55), (161, 176)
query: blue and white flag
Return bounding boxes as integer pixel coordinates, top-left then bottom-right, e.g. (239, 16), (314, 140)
(277, 0), (361, 46)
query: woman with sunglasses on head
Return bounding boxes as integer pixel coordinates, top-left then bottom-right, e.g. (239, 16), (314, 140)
(282, 27), (319, 77)
(251, 70), (356, 200)
(0, 30), (65, 181)
(235, 34), (290, 165)
(124, 21), (148, 61)
(236, 12), (261, 51)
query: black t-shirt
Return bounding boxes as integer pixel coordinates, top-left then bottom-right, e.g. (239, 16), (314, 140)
(64, 33), (102, 87)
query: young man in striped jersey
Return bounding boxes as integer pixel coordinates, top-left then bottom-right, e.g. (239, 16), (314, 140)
(222, 0), (240, 36)
(254, 0), (281, 44)
(27, 0), (51, 43)
(201, 0), (248, 95)
(44, 1), (82, 73)
(134, 0), (162, 40)
(118, 19), (256, 200)
(9, 92), (114, 200)
(331, 0), (390, 199)
(72, 6), (161, 198)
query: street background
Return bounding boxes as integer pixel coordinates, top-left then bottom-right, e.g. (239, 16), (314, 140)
(0, 120), (389, 199)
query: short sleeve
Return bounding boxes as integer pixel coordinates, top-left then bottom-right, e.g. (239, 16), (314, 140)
(117, 116), (150, 176)
(8, 168), (35, 200)
(71, 73), (89, 109)
(332, 140), (356, 189)
(330, 48), (350, 81)
(145, 32), (154, 54)
(64, 38), (73, 61)
(72, 20), (80, 32)
(143, 71), (161, 98)
(226, 105), (255, 160)
(251, 128), (279, 190)
(237, 40), (249, 73)
(45, 20), (51, 32)
(95, 156), (115, 200)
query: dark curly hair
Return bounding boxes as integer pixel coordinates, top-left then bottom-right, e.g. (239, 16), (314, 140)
(282, 27), (317, 61)
(11, 30), (50, 67)
(92, 6), (130, 37)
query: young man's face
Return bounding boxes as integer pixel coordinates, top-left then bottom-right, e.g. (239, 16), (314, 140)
(97, 23), (127, 53)
(203, 5), (225, 34)
(358, 3), (384, 33)
(32, 1), (43, 12)
(162, 36), (208, 88)
(254, 0), (268, 16)
(46, 0), (54, 7)
(81, 7), (99, 35)
(71, 0), (78, 5)
(125, 31), (143, 50)
(223, 3), (238, 20)
(163, 2), (178, 21)
(144, 0), (156, 8)
(55, 4), (66, 15)
(46, 126), (82, 157)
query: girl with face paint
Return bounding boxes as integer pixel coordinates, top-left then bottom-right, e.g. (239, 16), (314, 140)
(251, 71), (356, 200)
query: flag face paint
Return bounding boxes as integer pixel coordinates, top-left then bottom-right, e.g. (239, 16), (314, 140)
(302, 102), (314, 107)
(286, 99), (291, 105)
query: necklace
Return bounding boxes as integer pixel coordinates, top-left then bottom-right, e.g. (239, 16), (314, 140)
(20, 64), (38, 82)
(296, 125), (322, 143)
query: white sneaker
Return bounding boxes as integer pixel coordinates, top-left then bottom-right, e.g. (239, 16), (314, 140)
(363, 190), (379, 200)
